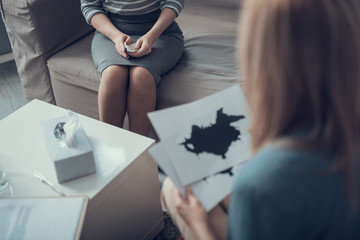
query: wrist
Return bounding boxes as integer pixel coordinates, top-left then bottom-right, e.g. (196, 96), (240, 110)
(191, 219), (216, 240)
(144, 31), (159, 45)
(194, 227), (216, 240)
(111, 32), (126, 44)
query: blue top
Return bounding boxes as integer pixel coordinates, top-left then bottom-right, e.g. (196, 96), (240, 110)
(227, 144), (360, 240)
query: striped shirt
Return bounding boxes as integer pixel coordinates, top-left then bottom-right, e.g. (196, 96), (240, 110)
(81, 0), (184, 24)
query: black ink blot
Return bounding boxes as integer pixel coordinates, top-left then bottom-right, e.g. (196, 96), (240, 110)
(203, 167), (234, 181)
(180, 108), (245, 159)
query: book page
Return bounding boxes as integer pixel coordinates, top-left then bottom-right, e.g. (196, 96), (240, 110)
(0, 196), (87, 240)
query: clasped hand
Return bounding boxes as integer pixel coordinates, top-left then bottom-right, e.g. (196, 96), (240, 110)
(115, 33), (155, 59)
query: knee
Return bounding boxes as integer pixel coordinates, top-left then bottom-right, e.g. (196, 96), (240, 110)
(160, 177), (176, 212)
(129, 67), (156, 90)
(101, 65), (128, 92)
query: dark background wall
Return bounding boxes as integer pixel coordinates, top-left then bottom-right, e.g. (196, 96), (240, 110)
(0, 17), (12, 55)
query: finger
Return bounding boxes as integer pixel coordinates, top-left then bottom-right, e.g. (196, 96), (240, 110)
(185, 187), (194, 197)
(127, 51), (139, 58)
(182, 187), (193, 202)
(133, 39), (142, 51)
(117, 43), (127, 55)
(174, 190), (186, 212)
(128, 48), (146, 58)
(118, 48), (128, 58)
(119, 42), (130, 59)
(128, 48), (149, 58)
(118, 38), (126, 49)
(115, 44), (124, 55)
(175, 188), (186, 202)
(125, 35), (133, 44)
(185, 187), (203, 206)
(119, 49), (129, 59)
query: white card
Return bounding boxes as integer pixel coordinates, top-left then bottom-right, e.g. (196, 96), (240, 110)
(149, 139), (185, 195)
(148, 85), (252, 211)
(191, 162), (246, 211)
(167, 121), (250, 186)
(149, 139), (249, 211)
(148, 85), (250, 141)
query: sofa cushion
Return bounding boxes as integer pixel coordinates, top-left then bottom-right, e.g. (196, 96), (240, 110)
(47, 33), (99, 93)
(47, 33), (100, 119)
(182, 0), (240, 23)
(157, 11), (242, 109)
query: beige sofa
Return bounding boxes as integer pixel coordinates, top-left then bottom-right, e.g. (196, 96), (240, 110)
(1, 0), (243, 126)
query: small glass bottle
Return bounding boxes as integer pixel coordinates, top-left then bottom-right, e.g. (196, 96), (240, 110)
(0, 163), (14, 197)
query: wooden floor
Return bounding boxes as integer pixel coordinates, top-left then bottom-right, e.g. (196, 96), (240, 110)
(0, 60), (27, 120)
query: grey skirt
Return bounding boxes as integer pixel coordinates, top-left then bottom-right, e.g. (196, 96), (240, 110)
(91, 10), (184, 85)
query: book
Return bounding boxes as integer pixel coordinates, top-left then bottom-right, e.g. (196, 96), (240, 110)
(0, 196), (88, 240)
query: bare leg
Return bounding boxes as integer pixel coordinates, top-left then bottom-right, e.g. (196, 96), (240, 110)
(98, 65), (129, 128)
(127, 66), (156, 136)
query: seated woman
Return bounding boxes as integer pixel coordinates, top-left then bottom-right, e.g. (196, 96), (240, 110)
(161, 0), (360, 239)
(81, 0), (184, 136)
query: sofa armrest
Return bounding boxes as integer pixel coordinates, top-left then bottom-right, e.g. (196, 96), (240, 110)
(0, 0), (93, 103)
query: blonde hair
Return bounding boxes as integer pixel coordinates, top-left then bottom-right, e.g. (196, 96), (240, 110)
(240, 0), (360, 204)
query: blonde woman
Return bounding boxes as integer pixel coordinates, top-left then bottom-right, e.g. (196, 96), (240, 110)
(161, 0), (360, 239)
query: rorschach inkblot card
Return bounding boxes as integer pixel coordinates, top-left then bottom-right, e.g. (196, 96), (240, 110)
(148, 85), (251, 211)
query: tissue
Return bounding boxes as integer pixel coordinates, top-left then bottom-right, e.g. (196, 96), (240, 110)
(42, 112), (96, 183)
(54, 111), (79, 148)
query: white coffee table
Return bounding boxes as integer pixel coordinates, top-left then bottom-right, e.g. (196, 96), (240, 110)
(0, 99), (164, 240)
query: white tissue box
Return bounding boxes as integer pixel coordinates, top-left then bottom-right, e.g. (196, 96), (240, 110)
(41, 115), (96, 183)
